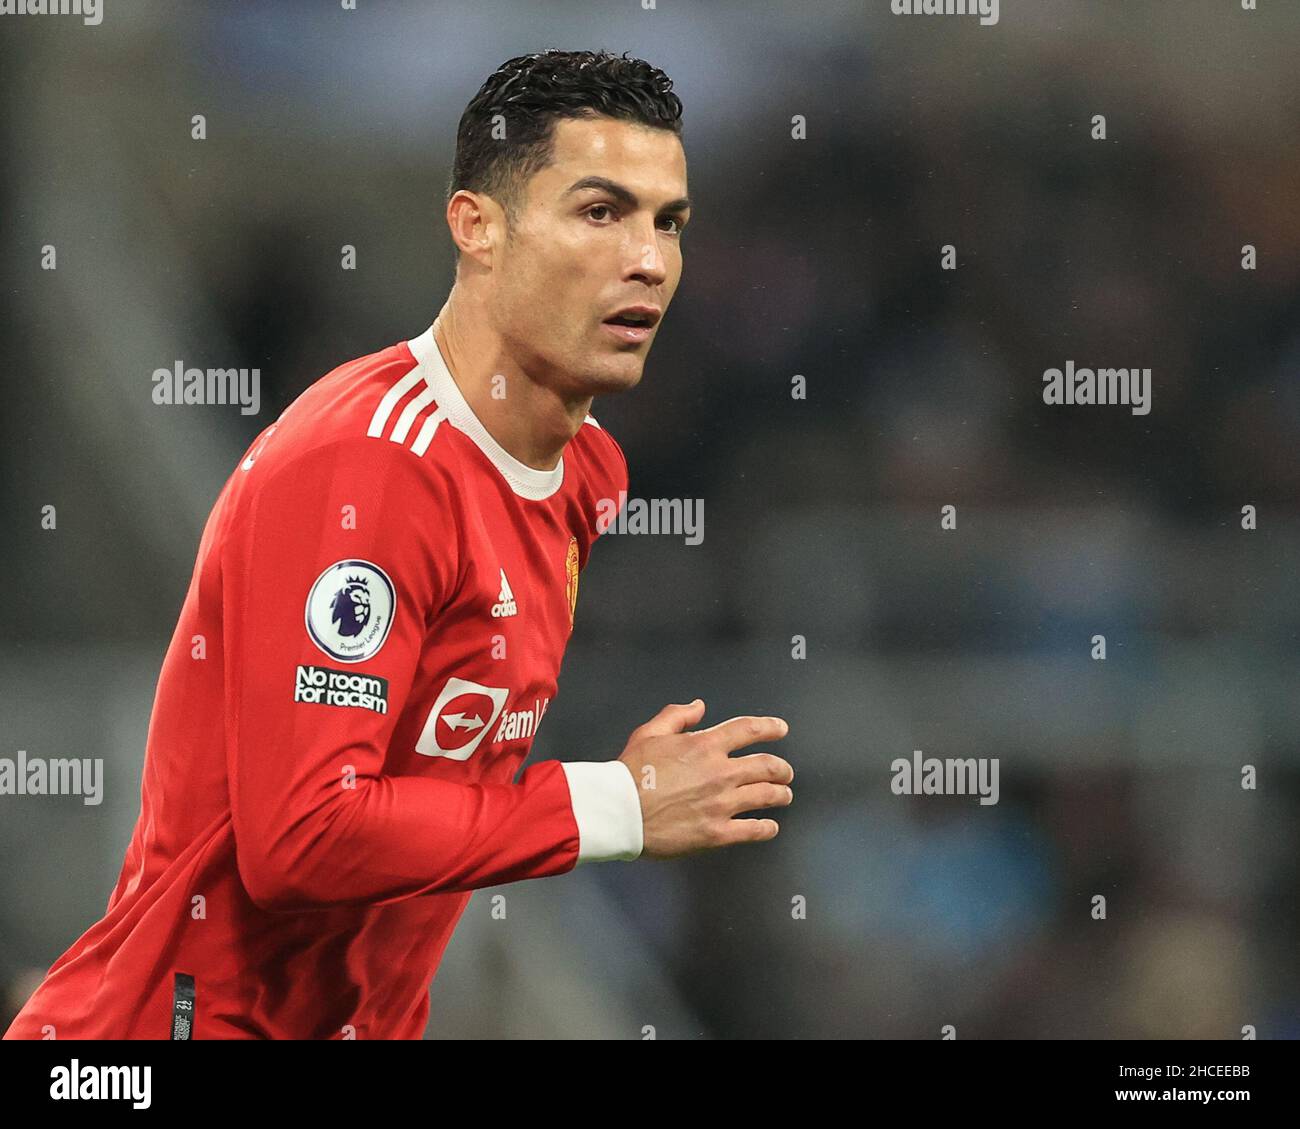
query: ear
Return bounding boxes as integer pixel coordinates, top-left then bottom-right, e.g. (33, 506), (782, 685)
(446, 189), (505, 267)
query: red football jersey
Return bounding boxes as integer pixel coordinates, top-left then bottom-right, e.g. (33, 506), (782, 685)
(5, 321), (643, 1040)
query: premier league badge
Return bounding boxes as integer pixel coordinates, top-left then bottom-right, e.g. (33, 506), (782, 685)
(305, 559), (396, 663)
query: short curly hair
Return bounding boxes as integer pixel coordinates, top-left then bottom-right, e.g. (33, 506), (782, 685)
(448, 50), (684, 237)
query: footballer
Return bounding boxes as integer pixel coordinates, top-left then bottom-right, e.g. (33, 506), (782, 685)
(5, 49), (793, 1040)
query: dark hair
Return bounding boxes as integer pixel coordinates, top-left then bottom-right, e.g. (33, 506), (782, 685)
(447, 50), (683, 237)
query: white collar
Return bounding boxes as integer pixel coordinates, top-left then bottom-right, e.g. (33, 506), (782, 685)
(407, 320), (565, 501)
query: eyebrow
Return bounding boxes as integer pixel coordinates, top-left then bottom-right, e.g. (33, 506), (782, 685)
(563, 175), (692, 217)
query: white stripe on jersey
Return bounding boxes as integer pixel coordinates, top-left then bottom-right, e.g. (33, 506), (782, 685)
(366, 369), (425, 439)
(374, 336), (604, 474)
(410, 406), (448, 457)
(390, 381), (438, 445)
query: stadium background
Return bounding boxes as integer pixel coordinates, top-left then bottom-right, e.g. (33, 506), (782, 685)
(1, 0), (1297, 1038)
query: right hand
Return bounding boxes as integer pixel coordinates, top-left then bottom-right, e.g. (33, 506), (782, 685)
(617, 700), (793, 859)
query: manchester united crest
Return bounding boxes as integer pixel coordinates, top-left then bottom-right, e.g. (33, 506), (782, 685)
(565, 536), (580, 628)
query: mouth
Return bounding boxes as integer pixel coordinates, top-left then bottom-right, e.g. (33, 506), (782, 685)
(601, 305), (661, 346)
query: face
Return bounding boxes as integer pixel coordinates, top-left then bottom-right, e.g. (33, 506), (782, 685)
(484, 115), (690, 397)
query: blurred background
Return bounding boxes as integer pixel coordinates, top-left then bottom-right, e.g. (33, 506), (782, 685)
(2, 0), (1298, 1039)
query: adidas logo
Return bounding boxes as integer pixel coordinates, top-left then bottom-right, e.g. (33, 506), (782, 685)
(491, 568), (518, 618)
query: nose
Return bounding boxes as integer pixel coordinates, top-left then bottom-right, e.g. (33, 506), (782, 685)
(622, 222), (668, 287)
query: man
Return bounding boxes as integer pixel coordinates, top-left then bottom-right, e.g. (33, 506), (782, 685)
(5, 49), (793, 1040)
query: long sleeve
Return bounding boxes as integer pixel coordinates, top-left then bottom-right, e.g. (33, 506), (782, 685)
(220, 436), (635, 912)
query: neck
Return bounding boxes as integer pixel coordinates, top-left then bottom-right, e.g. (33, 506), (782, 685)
(432, 291), (591, 472)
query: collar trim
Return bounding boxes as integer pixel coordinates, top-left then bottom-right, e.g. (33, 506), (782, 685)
(406, 321), (565, 501)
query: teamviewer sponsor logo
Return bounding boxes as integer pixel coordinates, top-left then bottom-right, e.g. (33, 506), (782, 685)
(415, 676), (510, 760)
(294, 665), (389, 714)
(493, 696), (551, 743)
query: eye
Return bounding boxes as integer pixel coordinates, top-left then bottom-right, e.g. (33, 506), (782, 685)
(585, 203), (616, 223)
(658, 216), (683, 236)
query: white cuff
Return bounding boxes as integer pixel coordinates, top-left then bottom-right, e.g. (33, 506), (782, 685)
(560, 760), (644, 863)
